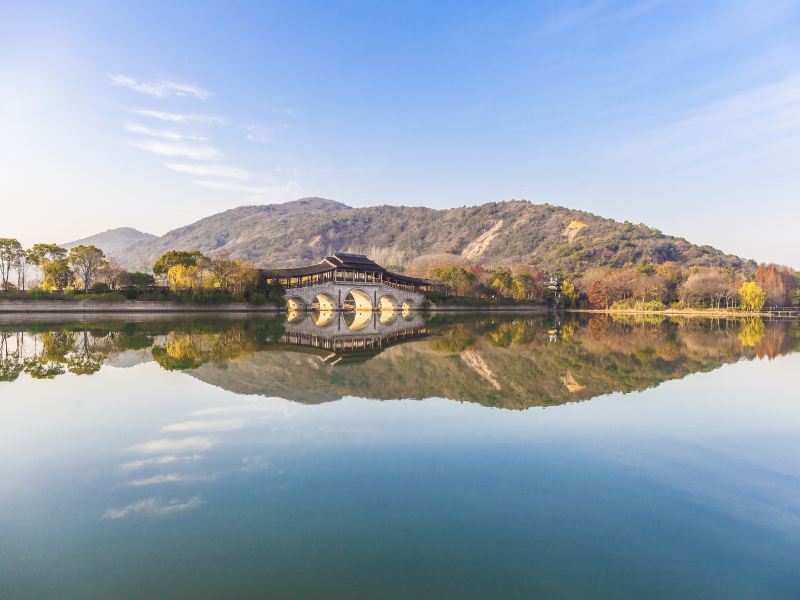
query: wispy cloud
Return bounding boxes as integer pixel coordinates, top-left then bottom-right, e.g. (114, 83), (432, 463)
(129, 436), (218, 454)
(110, 74), (209, 100)
(103, 496), (203, 519)
(120, 454), (203, 471)
(132, 141), (222, 160)
(602, 73), (800, 168)
(191, 179), (303, 199)
(165, 163), (249, 180)
(161, 418), (245, 433)
(133, 109), (225, 125)
(127, 473), (217, 487)
(125, 123), (206, 142)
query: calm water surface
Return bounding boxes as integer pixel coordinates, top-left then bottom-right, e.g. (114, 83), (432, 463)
(1, 313), (799, 599)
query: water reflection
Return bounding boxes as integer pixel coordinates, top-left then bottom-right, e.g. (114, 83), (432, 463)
(2, 314), (797, 408)
(2, 313), (800, 599)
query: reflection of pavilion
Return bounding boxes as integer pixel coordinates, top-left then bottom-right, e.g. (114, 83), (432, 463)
(281, 310), (429, 366)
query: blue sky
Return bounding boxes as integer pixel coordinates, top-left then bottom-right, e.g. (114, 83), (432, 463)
(2, 0), (799, 265)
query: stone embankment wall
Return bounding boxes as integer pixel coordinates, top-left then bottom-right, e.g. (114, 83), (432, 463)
(0, 300), (282, 313)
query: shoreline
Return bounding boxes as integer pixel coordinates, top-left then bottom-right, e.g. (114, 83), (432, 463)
(565, 308), (799, 318)
(0, 299), (283, 314)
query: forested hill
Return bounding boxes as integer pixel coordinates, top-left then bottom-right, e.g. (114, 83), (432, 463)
(63, 227), (156, 262)
(115, 197), (753, 274)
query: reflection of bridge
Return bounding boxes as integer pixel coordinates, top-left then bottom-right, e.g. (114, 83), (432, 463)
(262, 253), (431, 312)
(280, 310), (430, 366)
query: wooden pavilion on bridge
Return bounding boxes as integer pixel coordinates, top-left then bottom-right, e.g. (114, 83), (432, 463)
(260, 252), (435, 295)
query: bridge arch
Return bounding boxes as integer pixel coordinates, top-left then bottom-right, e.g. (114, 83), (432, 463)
(402, 298), (416, 312)
(313, 293), (337, 311)
(344, 289), (373, 312)
(379, 310), (397, 325)
(287, 296), (306, 312)
(346, 309), (373, 332)
(286, 309), (306, 324)
(379, 293), (398, 312)
(312, 308), (337, 327)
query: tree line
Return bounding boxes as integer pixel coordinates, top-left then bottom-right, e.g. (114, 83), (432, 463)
(0, 238), (278, 302)
(426, 261), (800, 311)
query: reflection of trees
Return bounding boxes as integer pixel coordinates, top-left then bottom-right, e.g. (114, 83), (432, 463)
(151, 326), (263, 371)
(190, 316), (800, 410)
(0, 331), (24, 382)
(3, 317), (798, 406)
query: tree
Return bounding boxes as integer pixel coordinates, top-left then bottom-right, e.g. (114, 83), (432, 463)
(489, 270), (514, 297)
(28, 243), (67, 287)
(427, 266), (476, 296)
(210, 257), (240, 290)
(118, 271), (155, 288)
(153, 250), (207, 276)
(755, 263), (794, 306)
(43, 259), (74, 291)
(0, 238), (23, 290)
(14, 249), (35, 291)
(739, 281), (766, 313)
(67, 245), (106, 293)
(561, 280), (579, 307)
(511, 274), (539, 300)
(588, 280), (611, 308)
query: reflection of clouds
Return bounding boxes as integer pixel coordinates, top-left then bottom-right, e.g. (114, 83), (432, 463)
(606, 443), (800, 535)
(129, 436), (218, 454)
(121, 454), (203, 470)
(161, 418), (245, 433)
(103, 496), (203, 520)
(191, 400), (297, 418)
(128, 473), (217, 487)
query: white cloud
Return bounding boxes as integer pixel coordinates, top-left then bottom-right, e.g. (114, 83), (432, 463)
(110, 74), (209, 100)
(191, 179), (303, 200)
(120, 454), (203, 471)
(133, 109), (225, 124)
(161, 418), (245, 433)
(132, 141), (222, 160)
(125, 123), (206, 142)
(128, 473), (217, 487)
(129, 436), (218, 454)
(103, 496), (203, 519)
(165, 163), (249, 180)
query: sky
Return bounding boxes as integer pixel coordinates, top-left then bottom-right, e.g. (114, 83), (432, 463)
(1, 0), (799, 266)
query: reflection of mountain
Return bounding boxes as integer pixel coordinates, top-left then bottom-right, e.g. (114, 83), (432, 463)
(3, 316), (798, 409)
(189, 316), (800, 409)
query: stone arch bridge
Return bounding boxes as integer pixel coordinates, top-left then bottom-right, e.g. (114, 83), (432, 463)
(262, 253), (431, 312)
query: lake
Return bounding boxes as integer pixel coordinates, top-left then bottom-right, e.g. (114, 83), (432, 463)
(1, 313), (799, 599)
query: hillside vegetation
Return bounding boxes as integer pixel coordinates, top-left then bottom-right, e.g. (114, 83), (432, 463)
(109, 197), (754, 274)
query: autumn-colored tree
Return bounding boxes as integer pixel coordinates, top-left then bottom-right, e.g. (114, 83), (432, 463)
(755, 263), (793, 306)
(739, 281), (766, 313)
(489, 270), (514, 297)
(588, 280), (611, 308)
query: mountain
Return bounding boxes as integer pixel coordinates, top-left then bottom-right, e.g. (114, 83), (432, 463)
(63, 227), (156, 262)
(112, 197), (753, 274)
